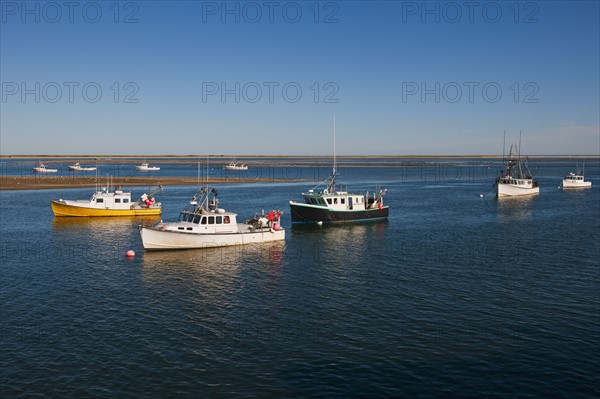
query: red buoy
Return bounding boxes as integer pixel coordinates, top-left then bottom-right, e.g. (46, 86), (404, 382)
(126, 250), (135, 258)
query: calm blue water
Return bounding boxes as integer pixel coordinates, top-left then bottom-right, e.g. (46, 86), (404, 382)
(1, 163), (599, 397)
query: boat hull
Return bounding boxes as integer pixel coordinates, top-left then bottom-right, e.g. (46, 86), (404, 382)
(51, 200), (161, 217)
(69, 167), (97, 171)
(135, 167), (160, 171)
(140, 225), (285, 250)
(496, 184), (540, 197)
(562, 181), (592, 189)
(289, 202), (389, 223)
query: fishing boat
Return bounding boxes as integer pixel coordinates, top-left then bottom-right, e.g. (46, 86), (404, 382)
(32, 163), (58, 173)
(51, 181), (163, 217)
(140, 186), (284, 250)
(135, 162), (160, 171)
(289, 117), (389, 224)
(68, 162), (97, 171)
(562, 162), (592, 189)
(495, 133), (539, 197)
(223, 159), (248, 171)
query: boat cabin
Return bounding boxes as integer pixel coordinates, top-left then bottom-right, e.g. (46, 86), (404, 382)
(301, 189), (380, 211)
(564, 173), (584, 182)
(89, 188), (134, 209)
(496, 177), (536, 188)
(170, 209), (239, 233)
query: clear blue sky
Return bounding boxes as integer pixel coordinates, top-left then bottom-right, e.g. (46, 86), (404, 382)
(1, 0), (599, 155)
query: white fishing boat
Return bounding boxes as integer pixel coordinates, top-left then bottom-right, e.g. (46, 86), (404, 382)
(32, 163), (58, 173)
(140, 186), (284, 250)
(495, 133), (539, 197)
(223, 159), (248, 171)
(135, 162), (160, 171)
(68, 162), (97, 171)
(562, 162), (591, 189)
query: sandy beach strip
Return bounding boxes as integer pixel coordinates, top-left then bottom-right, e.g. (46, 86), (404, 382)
(0, 176), (298, 191)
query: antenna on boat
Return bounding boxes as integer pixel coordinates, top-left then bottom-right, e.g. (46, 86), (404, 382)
(502, 130), (506, 162)
(333, 115), (337, 176)
(518, 130), (524, 178)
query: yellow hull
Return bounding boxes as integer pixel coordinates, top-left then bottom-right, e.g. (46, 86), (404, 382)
(51, 200), (162, 217)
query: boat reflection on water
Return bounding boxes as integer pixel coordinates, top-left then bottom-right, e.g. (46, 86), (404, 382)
(52, 216), (161, 243)
(496, 194), (537, 221)
(141, 240), (286, 286)
(289, 221), (388, 266)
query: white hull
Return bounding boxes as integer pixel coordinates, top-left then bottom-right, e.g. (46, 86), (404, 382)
(69, 166), (97, 171)
(497, 183), (540, 197)
(562, 181), (591, 189)
(141, 224), (285, 250)
(33, 168), (58, 173)
(136, 166), (160, 171)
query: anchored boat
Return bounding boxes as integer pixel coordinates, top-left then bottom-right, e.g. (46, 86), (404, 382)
(562, 162), (591, 189)
(32, 163), (58, 173)
(495, 133), (539, 197)
(69, 162), (97, 171)
(289, 117), (389, 224)
(135, 162), (160, 171)
(140, 186), (284, 250)
(223, 159), (248, 171)
(51, 182), (163, 217)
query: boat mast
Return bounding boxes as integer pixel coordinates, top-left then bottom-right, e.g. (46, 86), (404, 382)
(333, 115), (337, 177)
(502, 130), (506, 163)
(518, 130), (524, 178)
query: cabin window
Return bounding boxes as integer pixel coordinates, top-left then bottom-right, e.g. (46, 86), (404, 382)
(340, 198), (345, 204)
(216, 216), (222, 224)
(178, 227), (184, 230)
(326, 198), (332, 205)
(209, 216), (215, 224)
(224, 216), (230, 224)
(334, 198), (338, 204)
(123, 198), (129, 203)
(115, 198), (121, 203)
(193, 215), (201, 224)
(201, 217), (207, 225)
(186, 227), (193, 231)
(96, 198), (104, 203)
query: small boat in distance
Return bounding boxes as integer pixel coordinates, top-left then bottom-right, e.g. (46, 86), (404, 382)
(69, 162), (97, 171)
(135, 162), (160, 171)
(223, 159), (248, 171)
(562, 161), (592, 189)
(51, 180), (163, 217)
(289, 117), (389, 224)
(495, 132), (540, 197)
(140, 185), (284, 250)
(32, 163), (58, 173)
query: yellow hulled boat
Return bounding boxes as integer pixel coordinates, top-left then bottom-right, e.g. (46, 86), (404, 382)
(51, 184), (162, 217)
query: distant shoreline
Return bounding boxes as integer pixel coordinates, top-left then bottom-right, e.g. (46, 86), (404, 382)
(0, 176), (301, 191)
(1, 154), (599, 160)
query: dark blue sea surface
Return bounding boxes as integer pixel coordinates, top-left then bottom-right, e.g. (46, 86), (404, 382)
(1, 163), (599, 397)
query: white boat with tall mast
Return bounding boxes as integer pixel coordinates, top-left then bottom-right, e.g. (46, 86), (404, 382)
(289, 117), (389, 223)
(495, 132), (540, 197)
(562, 161), (592, 189)
(140, 161), (284, 250)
